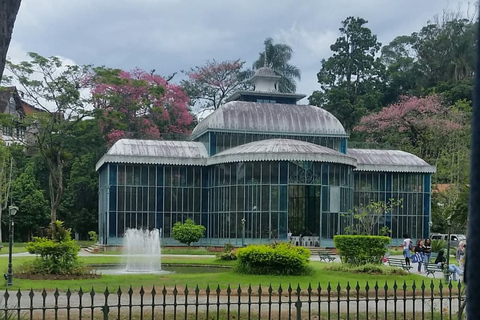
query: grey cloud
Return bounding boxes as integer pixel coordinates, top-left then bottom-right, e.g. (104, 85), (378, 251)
(8, 0), (474, 98)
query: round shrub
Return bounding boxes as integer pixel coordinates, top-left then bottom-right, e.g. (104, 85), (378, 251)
(334, 235), (390, 265)
(236, 243), (311, 275)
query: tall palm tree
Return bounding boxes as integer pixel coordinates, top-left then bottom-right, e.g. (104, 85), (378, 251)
(253, 38), (301, 93)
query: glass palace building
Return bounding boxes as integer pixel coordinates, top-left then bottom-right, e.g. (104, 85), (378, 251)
(96, 67), (435, 247)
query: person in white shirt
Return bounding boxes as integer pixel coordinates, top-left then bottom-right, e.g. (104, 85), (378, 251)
(402, 234), (412, 266)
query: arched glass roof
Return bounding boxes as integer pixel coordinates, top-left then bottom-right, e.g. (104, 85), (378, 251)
(210, 139), (356, 166)
(347, 149), (436, 173)
(190, 101), (347, 140)
(95, 139), (208, 170)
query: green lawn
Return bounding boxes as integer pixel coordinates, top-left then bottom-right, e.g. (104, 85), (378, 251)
(0, 254), (431, 292)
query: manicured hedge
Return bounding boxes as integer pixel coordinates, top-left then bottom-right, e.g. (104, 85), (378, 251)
(236, 243), (311, 275)
(333, 235), (390, 265)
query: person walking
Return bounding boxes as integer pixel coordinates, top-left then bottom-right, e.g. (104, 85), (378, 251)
(414, 239), (425, 273)
(435, 249), (463, 281)
(402, 234), (413, 266)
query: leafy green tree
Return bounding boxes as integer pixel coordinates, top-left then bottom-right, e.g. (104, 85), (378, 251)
(310, 17), (384, 131)
(381, 35), (423, 104)
(10, 162), (49, 241)
(60, 153), (99, 237)
(414, 17), (476, 87)
(253, 37), (301, 93)
(346, 199), (402, 236)
(25, 220), (84, 275)
(59, 118), (104, 237)
(172, 219), (206, 246)
(7, 53), (93, 222)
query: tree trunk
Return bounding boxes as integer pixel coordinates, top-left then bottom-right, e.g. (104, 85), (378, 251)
(0, 207), (2, 242)
(0, 0), (22, 80)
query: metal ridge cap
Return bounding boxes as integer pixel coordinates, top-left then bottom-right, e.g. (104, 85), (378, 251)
(353, 163), (436, 173)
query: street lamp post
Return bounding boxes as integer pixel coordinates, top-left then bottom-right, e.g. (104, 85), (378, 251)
(445, 215), (452, 283)
(241, 218), (246, 247)
(7, 204), (18, 286)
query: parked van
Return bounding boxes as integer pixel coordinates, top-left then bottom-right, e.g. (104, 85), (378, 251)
(430, 233), (466, 247)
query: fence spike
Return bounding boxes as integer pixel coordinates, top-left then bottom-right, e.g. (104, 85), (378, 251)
(29, 289), (34, 300)
(316, 282), (321, 292)
(383, 281), (388, 291)
(195, 285), (200, 295)
(247, 284), (252, 295)
(402, 280), (407, 291)
(288, 283), (293, 294)
(54, 288), (59, 300)
(421, 280), (425, 290)
(90, 287), (95, 298)
(438, 280), (443, 291)
(162, 285), (167, 296)
(412, 280), (416, 291)
(258, 284), (262, 295)
(227, 284), (232, 295)
(336, 282), (341, 293)
(206, 284), (210, 295)
(184, 284), (189, 295)
(216, 284), (221, 295)
(278, 284), (283, 295)
(268, 284), (273, 295)
(236, 284), (241, 295)
(393, 280), (398, 291)
(41, 288), (47, 299)
(16, 289), (21, 300)
(139, 286), (145, 296)
(173, 285), (178, 295)
(128, 285), (134, 296)
(346, 282), (351, 291)
(117, 286), (122, 297)
(365, 281), (370, 291)
(66, 288), (71, 299)
(327, 282), (332, 292)
(104, 286), (109, 297)
(151, 285), (156, 296)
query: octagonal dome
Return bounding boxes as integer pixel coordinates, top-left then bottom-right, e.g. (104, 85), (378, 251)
(190, 101), (347, 140)
(210, 139), (356, 166)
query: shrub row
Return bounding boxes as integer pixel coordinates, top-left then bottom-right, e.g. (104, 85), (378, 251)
(334, 235), (390, 265)
(236, 243), (311, 275)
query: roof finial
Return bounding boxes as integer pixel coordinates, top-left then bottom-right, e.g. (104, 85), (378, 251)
(263, 43), (268, 68)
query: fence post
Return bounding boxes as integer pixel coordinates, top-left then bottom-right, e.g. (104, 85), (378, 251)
(295, 284), (302, 320)
(102, 287), (110, 320)
(295, 298), (302, 320)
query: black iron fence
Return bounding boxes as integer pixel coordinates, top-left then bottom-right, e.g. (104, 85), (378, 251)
(1, 280), (466, 320)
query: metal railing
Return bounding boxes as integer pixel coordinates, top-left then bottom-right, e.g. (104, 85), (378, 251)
(1, 280), (465, 319)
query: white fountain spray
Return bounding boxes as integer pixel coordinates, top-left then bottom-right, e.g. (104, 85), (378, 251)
(123, 228), (161, 273)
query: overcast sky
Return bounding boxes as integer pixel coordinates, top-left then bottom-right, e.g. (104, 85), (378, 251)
(6, 0), (475, 105)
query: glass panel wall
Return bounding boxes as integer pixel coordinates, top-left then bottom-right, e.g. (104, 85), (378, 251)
(353, 172), (431, 242)
(208, 132), (345, 154)
(105, 164), (204, 242)
(209, 161), (354, 245)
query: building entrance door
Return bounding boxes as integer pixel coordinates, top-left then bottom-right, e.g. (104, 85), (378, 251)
(288, 185), (320, 237)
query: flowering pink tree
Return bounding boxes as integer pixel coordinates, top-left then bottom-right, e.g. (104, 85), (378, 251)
(181, 59), (252, 111)
(354, 95), (469, 171)
(92, 68), (194, 147)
